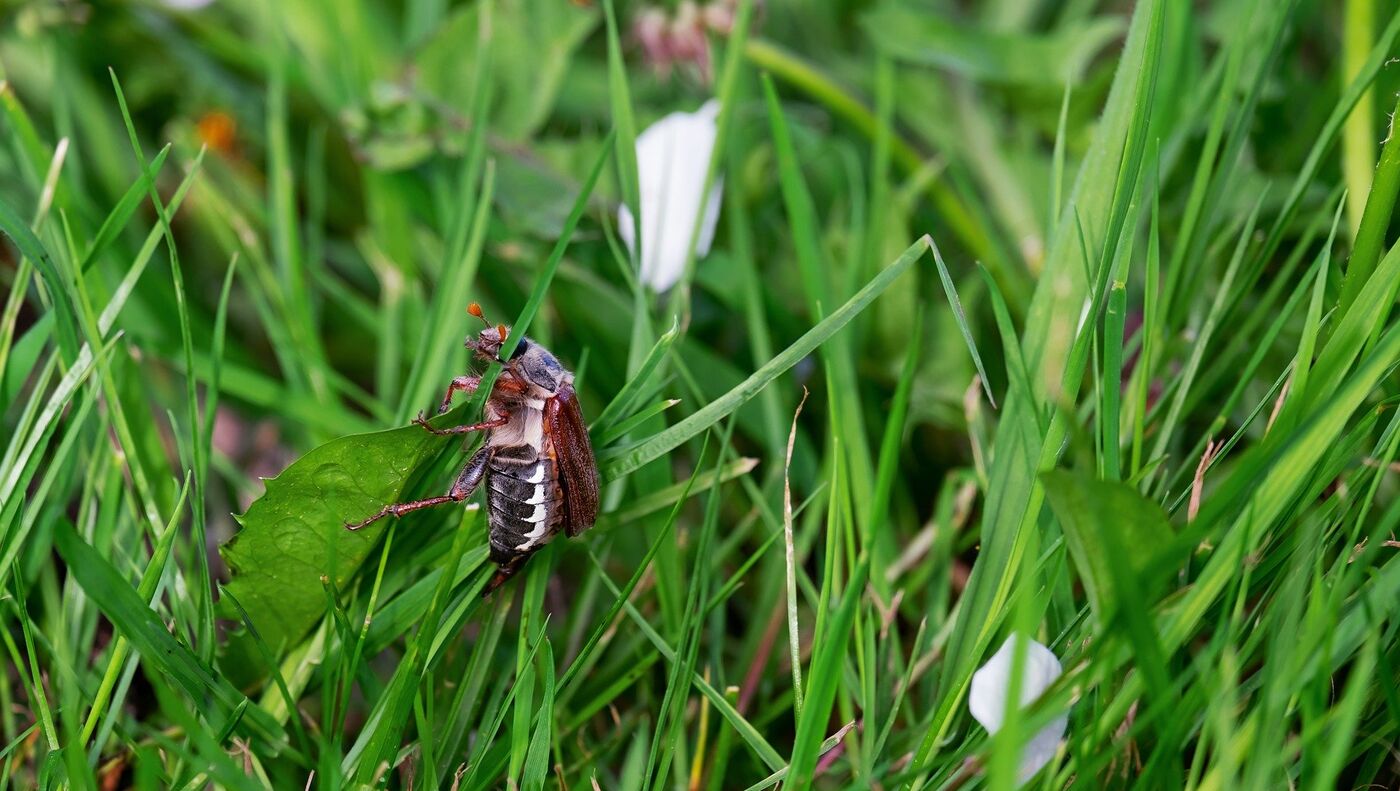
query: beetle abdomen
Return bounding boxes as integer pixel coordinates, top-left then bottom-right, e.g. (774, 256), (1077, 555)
(486, 443), (565, 562)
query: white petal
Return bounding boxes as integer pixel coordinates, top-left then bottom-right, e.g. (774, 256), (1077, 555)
(1017, 711), (1069, 785)
(618, 100), (723, 292)
(968, 634), (1068, 786)
(162, 0), (216, 8)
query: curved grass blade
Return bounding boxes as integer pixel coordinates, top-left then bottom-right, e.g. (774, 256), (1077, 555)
(930, 239), (994, 408)
(602, 236), (931, 481)
(593, 317), (679, 433)
(0, 198), (80, 360)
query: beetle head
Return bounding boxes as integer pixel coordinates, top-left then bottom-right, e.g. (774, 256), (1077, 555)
(465, 303), (512, 361)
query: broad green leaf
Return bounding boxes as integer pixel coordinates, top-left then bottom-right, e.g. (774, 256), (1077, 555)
(1040, 469), (1173, 620)
(220, 418), (461, 655)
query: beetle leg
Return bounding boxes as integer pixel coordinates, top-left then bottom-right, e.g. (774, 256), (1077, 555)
(436, 375), (481, 414)
(344, 495), (457, 530)
(413, 412), (508, 435)
(346, 447), (490, 530)
(483, 555), (529, 597)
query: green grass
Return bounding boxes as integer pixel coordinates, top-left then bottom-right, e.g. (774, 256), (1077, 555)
(3, 0), (1400, 788)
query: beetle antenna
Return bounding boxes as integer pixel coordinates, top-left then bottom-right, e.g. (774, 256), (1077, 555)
(467, 302), (491, 327)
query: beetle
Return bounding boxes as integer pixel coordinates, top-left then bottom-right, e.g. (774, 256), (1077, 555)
(346, 303), (599, 594)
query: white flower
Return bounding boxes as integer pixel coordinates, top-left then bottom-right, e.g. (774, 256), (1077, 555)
(618, 100), (722, 292)
(162, 0), (216, 8)
(969, 634), (1069, 786)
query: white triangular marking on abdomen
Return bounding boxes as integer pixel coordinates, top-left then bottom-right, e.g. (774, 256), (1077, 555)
(517, 514), (552, 548)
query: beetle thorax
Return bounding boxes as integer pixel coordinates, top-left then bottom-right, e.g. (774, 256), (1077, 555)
(509, 339), (570, 395)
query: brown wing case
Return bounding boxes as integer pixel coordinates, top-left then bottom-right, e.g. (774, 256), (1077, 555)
(546, 386), (599, 537)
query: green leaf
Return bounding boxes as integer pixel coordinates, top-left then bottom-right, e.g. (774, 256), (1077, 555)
(1040, 469), (1174, 620)
(219, 418), (459, 655)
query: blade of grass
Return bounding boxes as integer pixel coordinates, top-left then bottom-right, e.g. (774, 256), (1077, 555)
(598, 398), (682, 446)
(519, 640), (556, 791)
(397, 22), (495, 420)
(52, 521), (288, 748)
(866, 307), (923, 596)
(782, 389), (809, 718)
(79, 473), (191, 746)
(593, 317), (679, 432)
(591, 558), (786, 773)
(930, 239), (995, 408)
(746, 38), (989, 263)
(604, 236), (930, 481)
(1338, 94), (1400, 322)
(786, 556), (870, 787)
(602, 0), (640, 271)
(762, 74), (878, 528)
(0, 198), (81, 361)
(500, 129), (616, 361)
